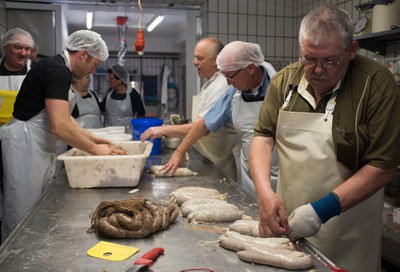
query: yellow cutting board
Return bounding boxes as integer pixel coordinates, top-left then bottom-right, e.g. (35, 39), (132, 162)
(87, 241), (139, 261)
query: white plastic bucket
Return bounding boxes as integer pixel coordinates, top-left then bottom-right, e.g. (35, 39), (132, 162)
(372, 1), (400, 33)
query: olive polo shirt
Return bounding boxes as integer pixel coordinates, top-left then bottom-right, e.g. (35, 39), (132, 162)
(255, 54), (400, 171)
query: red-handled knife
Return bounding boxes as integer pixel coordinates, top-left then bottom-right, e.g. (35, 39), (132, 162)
(125, 247), (165, 272)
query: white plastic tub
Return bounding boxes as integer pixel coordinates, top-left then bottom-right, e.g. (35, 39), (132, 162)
(87, 127), (132, 141)
(57, 141), (152, 188)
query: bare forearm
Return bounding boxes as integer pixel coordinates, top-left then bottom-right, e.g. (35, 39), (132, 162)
(249, 136), (276, 197)
(162, 123), (193, 138)
(53, 118), (98, 153)
(175, 118), (209, 155)
(250, 136), (288, 236)
(46, 100), (97, 154)
(333, 164), (396, 212)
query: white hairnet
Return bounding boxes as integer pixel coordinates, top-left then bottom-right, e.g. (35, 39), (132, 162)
(216, 41), (264, 71)
(1, 28), (34, 47)
(108, 64), (129, 84)
(65, 30), (109, 61)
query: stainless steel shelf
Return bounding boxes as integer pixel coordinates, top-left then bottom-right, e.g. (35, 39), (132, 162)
(354, 28), (400, 55)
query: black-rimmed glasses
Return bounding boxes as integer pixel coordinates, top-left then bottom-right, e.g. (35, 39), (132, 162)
(299, 57), (341, 69)
(223, 69), (243, 80)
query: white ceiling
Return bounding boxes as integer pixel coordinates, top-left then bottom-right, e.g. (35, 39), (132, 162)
(8, 0), (206, 38)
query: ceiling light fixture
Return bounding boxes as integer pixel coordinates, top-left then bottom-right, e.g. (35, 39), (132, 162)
(147, 15), (164, 32)
(86, 11), (93, 29)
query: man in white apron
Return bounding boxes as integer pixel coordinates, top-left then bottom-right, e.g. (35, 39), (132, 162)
(1, 30), (123, 242)
(71, 75), (103, 129)
(0, 28), (33, 92)
(0, 28), (34, 242)
(250, 6), (400, 271)
(140, 38), (239, 180)
(160, 41), (279, 199)
(102, 64), (145, 127)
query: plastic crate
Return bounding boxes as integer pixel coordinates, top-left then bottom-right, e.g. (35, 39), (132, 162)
(57, 141), (153, 188)
(0, 90), (18, 125)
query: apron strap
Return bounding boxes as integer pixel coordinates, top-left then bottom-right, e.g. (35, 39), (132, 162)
(280, 85), (297, 110)
(323, 91), (338, 121)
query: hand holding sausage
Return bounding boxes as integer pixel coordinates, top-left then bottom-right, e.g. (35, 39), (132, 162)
(258, 192), (289, 237)
(159, 149), (185, 176)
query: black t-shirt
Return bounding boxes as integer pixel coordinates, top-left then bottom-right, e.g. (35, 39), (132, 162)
(13, 54), (72, 120)
(0, 58), (28, 75)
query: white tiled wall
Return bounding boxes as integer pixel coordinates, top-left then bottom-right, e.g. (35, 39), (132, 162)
(200, 0), (400, 71)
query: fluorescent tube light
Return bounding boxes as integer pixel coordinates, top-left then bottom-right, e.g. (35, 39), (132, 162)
(147, 15), (164, 32)
(86, 11), (93, 29)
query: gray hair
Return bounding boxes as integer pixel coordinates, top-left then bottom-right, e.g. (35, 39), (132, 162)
(32, 43), (39, 53)
(199, 37), (224, 58)
(299, 5), (353, 49)
(1, 28), (34, 47)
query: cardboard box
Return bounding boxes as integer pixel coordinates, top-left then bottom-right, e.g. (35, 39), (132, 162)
(57, 141), (152, 188)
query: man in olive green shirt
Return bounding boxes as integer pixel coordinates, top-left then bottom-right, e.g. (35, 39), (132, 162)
(249, 5), (400, 272)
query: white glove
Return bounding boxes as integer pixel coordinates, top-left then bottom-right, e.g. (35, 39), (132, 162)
(288, 204), (321, 241)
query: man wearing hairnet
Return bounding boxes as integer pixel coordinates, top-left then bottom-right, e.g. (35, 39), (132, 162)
(159, 41), (279, 198)
(0, 28), (34, 92)
(101, 64), (145, 126)
(71, 75), (103, 129)
(0, 28), (35, 242)
(1, 30), (124, 242)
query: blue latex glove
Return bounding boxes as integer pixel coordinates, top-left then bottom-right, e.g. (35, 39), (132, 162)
(288, 192), (341, 241)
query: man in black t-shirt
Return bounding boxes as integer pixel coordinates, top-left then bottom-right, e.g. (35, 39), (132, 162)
(1, 30), (124, 242)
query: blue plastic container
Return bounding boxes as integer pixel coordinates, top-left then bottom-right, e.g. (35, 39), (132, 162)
(131, 118), (163, 156)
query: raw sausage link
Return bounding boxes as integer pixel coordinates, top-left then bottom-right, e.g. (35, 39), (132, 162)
(237, 244), (313, 270)
(182, 202), (240, 217)
(229, 219), (261, 237)
(187, 208), (243, 222)
(88, 198), (179, 238)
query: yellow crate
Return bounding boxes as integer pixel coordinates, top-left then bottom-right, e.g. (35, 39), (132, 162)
(0, 90), (18, 125)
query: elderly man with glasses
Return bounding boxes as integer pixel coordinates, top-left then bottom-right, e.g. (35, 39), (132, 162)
(250, 5), (400, 271)
(159, 41), (279, 199)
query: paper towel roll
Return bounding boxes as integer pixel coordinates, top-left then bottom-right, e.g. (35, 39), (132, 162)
(372, 2), (400, 33)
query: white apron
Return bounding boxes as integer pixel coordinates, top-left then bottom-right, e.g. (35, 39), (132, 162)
(2, 110), (60, 241)
(75, 93), (103, 128)
(104, 89), (133, 127)
(276, 88), (383, 272)
(232, 92), (279, 197)
(192, 96), (238, 180)
(0, 58), (31, 91)
(1, 51), (74, 241)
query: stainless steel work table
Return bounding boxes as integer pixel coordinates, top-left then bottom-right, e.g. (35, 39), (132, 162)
(0, 148), (335, 272)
